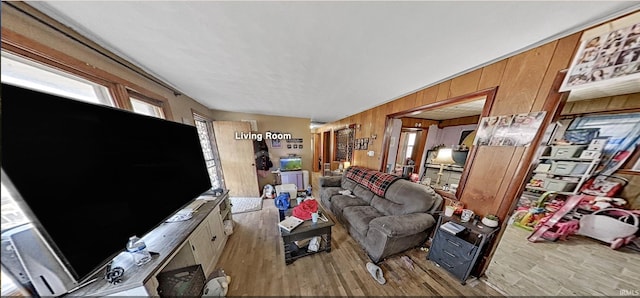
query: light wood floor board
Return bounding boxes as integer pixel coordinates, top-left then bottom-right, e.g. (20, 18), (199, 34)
(215, 195), (502, 296)
(485, 224), (640, 296)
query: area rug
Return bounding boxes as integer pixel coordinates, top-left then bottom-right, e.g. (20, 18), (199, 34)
(230, 197), (263, 214)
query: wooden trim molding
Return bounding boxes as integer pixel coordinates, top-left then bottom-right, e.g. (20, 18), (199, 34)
(1, 27), (174, 120)
(454, 87), (497, 197)
(388, 88), (496, 119)
(380, 87), (498, 198)
(3, 1), (181, 96)
(479, 70), (569, 276)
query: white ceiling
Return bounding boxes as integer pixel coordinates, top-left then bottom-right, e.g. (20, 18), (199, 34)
(410, 98), (486, 121)
(27, 2), (639, 123)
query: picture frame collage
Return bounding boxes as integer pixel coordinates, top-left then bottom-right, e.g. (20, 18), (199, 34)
(561, 22), (640, 90)
(354, 138), (369, 150)
(473, 111), (547, 147)
(286, 138), (303, 150)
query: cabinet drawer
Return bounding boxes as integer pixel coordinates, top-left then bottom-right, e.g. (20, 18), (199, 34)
(432, 256), (470, 281)
(433, 229), (477, 255)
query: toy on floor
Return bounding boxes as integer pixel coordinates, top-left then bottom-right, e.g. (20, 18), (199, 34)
(528, 195), (584, 243)
(513, 191), (556, 231)
(577, 208), (638, 250)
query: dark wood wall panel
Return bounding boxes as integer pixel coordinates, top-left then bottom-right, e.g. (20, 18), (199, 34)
(449, 69), (482, 98)
(461, 146), (516, 215)
(438, 115), (480, 128)
(436, 81), (452, 101)
(531, 33), (581, 112)
(490, 41), (558, 116)
(318, 33), (582, 220)
(477, 60), (507, 90)
(562, 93), (640, 115)
(416, 85), (439, 106)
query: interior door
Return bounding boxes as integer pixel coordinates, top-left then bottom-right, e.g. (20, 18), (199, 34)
(213, 121), (260, 197)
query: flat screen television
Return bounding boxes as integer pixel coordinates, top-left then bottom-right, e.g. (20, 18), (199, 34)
(1, 83), (212, 283)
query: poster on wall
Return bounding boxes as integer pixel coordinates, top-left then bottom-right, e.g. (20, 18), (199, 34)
(560, 22), (640, 91)
(473, 112), (546, 147)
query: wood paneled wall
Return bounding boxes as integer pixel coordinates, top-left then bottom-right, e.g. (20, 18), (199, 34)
(561, 93), (640, 115)
(438, 115), (480, 128)
(318, 32), (582, 220)
(400, 117), (438, 128)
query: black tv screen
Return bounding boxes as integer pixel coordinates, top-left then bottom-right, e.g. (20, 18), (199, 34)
(1, 83), (212, 281)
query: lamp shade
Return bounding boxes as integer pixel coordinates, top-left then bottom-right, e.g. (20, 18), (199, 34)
(432, 148), (456, 165)
(343, 161), (351, 169)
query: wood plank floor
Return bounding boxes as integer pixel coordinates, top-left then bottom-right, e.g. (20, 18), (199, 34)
(216, 196), (502, 296)
(485, 223), (640, 296)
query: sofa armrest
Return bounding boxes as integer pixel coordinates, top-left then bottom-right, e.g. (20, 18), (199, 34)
(369, 213), (436, 237)
(319, 175), (342, 187)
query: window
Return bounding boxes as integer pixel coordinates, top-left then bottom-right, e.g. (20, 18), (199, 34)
(569, 113), (640, 173)
(193, 114), (224, 189)
(1, 51), (114, 106)
(405, 132), (417, 159)
(130, 97), (165, 119)
(1, 51), (117, 296)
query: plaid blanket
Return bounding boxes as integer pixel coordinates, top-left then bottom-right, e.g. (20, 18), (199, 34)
(344, 166), (401, 197)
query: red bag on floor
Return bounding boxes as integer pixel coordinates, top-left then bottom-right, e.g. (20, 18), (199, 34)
(292, 199), (318, 220)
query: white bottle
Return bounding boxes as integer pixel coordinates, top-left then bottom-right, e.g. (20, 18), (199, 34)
(126, 236), (151, 266)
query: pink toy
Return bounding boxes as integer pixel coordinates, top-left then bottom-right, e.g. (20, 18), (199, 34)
(577, 208), (639, 249)
(538, 219), (580, 241)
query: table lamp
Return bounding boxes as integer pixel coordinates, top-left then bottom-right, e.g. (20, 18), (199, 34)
(432, 148), (456, 188)
(343, 161), (351, 170)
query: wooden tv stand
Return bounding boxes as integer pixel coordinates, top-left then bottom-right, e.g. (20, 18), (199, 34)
(70, 191), (231, 296)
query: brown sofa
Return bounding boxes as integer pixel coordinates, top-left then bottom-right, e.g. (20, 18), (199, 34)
(318, 166), (442, 263)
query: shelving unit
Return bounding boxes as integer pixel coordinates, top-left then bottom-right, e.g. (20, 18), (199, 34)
(525, 145), (601, 195)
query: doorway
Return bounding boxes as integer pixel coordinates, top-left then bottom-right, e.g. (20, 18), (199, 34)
(381, 88), (497, 197)
(322, 130), (331, 170)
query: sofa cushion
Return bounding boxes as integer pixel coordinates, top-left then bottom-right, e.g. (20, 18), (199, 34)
(320, 186), (342, 203)
(342, 178), (358, 192)
(352, 185), (375, 203)
(331, 195), (369, 216)
(371, 180), (437, 216)
(343, 206), (383, 236)
(368, 213), (436, 237)
(319, 175), (342, 187)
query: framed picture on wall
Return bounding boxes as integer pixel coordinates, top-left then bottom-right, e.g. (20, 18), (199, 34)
(287, 144), (292, 149)
(293, 144), (298, 149)
(299, 144), (303, 149)
(271, 132), (282, 148)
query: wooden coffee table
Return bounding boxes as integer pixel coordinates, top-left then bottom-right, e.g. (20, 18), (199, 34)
(279, 203), (334, 265)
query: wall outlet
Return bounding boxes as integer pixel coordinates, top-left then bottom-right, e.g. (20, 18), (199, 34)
(367, 150), (375, 157)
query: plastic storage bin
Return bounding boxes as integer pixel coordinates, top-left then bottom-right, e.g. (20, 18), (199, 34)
(276, 183), (298, 199)
(157, 264), (205, 297)
(544, 178), (578, 192)
(550, 145), (587, 158)
(550, 161), (590, 175)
